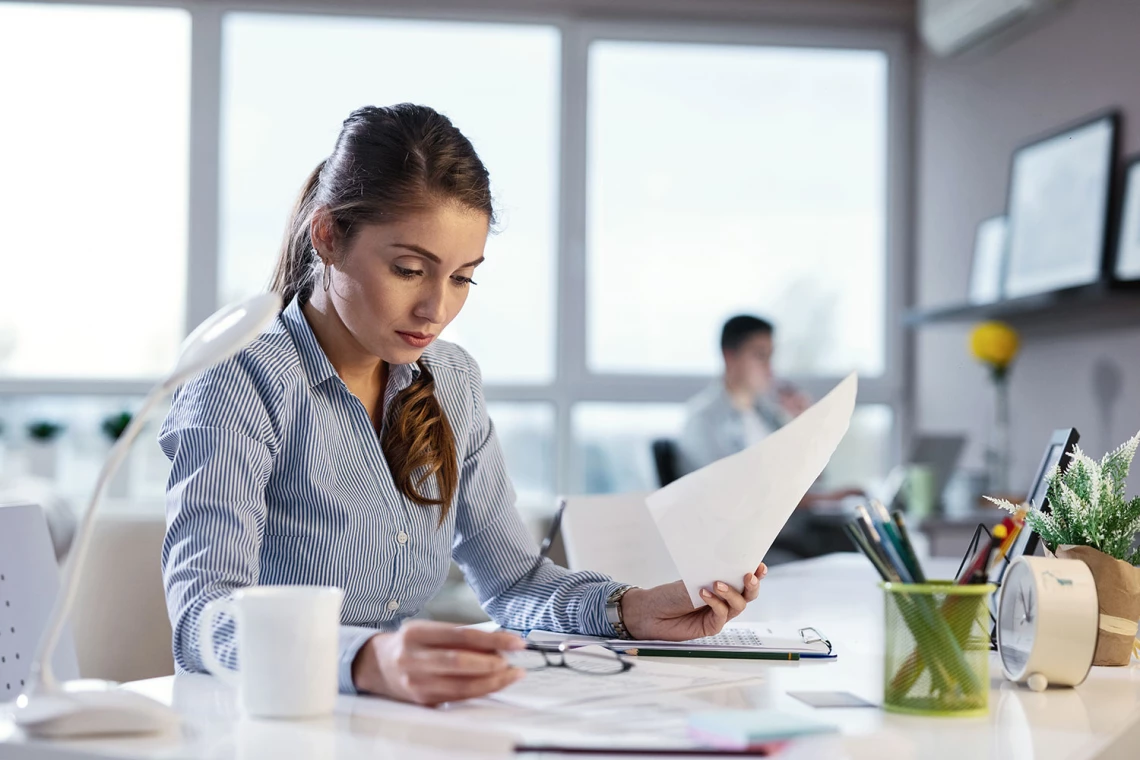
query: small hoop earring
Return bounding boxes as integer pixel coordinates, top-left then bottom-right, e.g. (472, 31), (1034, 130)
(322, 263), (332, 292)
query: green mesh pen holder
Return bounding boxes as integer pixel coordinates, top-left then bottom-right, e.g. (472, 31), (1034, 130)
(881, 581), (995, 717)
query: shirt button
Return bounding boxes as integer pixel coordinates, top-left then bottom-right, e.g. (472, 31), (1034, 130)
(386, 600), (400, 612)
(397, 531), (409, 545)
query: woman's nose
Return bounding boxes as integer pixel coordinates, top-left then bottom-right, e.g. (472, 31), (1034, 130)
(414, 281), (449, 324)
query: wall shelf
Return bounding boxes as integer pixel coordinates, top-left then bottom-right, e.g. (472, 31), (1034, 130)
(904, 282), (1140, 334)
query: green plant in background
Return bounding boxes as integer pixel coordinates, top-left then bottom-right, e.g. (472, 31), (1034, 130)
(988, 432), (1140, 565)
(26, 420), (64, 441)
(100, 411), (133, 442)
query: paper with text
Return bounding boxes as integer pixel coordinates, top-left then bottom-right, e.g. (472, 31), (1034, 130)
(490, 646), (759, 710)
(647, 373), (858, 606)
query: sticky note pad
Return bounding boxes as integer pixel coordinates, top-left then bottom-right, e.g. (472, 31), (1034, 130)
(688, 710), (838, 750)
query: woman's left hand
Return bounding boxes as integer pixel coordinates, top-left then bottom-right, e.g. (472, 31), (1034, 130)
(619, 563), (767, 641)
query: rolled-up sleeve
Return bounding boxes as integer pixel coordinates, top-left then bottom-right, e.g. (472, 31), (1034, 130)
(450, 352), (624, 636)
(159, 359), (378, 693)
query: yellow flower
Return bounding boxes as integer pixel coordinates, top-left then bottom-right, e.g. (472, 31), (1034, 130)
(970, 321), (1020, 370)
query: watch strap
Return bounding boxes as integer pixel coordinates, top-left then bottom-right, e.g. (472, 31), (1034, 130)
(606, 584), (637, 640)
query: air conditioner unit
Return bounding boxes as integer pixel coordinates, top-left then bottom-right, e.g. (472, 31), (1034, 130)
(919, 0), (1069, 57)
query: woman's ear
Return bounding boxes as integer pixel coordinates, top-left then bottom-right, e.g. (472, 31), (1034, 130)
(309, 208), (338, 263)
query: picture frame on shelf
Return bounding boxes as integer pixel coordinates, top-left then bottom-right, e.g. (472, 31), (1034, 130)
(1112, 155), (1140, 283)
(967, 215), (1007, 305)
(1003, 110), (1119, 300)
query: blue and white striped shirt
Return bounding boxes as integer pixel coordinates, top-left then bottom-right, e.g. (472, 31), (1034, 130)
(159, 296), (622, 693)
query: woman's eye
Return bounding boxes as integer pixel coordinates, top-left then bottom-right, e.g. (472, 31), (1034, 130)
(393, 265), (423, 279)
(451, 275), (477, 287)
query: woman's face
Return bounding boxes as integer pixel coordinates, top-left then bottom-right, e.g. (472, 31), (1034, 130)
(323, 204), (489, 365)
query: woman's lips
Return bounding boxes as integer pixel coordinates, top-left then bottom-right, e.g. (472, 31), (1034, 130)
(397, 331), (435, 348)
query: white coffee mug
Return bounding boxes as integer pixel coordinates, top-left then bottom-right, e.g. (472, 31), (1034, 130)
(199, 585), (344, 719)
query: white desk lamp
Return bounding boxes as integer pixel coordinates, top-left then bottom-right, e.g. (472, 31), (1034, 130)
(9, 292), (282, 738)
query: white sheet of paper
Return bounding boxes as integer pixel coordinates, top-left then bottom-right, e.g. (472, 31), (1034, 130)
(647, 373), (858, 607)
(560, 491), (679, 589)
(490, 646), (759, 710)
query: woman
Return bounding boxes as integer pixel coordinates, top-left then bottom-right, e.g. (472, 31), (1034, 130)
(160, 104), (767, 707)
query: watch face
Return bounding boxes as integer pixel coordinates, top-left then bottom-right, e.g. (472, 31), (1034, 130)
(998, 560), (1038, 678)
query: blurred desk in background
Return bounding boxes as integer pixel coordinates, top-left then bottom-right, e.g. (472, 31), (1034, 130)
(919, 510), (1007, 558)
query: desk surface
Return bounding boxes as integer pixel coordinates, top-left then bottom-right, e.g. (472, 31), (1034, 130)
(3, 554), (1140, 759)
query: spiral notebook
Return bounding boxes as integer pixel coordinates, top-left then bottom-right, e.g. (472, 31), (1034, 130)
(525, 623), (835, 659)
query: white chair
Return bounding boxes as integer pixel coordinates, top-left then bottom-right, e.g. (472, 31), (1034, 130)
(559, 492), (679, 589)
(0, 503), (80, 699)
(69, 514), (174, 682)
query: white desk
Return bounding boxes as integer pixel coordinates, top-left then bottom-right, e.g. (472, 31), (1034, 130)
(3, 554), (1140, 759)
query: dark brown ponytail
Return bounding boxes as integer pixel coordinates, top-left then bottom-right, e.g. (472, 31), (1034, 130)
(270, 105), (495, 521)
(382, 361), (458, 516)
(270, 160), (326, 307)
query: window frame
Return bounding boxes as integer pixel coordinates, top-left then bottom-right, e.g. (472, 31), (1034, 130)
(0, 0), (912, 509)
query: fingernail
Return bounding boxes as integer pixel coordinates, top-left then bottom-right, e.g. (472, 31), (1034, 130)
(700, 589), (712, 598)
(749, 576), (759, 587)
(761, 567), (768, 578)
(716, 582), (728, 592)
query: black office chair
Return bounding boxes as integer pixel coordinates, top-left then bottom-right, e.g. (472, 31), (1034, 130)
(651, 439), (681, 487)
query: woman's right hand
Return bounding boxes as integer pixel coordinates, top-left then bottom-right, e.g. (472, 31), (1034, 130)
(352, 620), (527, 706)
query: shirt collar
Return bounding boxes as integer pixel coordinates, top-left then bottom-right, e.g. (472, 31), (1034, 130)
(281, 295), (421, 390)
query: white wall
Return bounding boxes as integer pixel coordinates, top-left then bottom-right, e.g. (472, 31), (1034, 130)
(916, 0), (1140, 491)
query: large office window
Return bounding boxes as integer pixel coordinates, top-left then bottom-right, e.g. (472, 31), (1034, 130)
(0, 3), (190, 379)
(572, 403), (686, 494)
(0, 6), (905, 516)
(586, 41), (888, 378)
(219, 14), (560, 384)
(487, 403), (556, 509)
(573, 402), (894, 496)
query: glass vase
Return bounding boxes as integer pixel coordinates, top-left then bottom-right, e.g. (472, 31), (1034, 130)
(985, 375), (1010, 496)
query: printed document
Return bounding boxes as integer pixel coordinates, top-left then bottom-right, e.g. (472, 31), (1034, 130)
(489, 646), (759, 710)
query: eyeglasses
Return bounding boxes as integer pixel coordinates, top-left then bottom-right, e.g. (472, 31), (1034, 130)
(798, 627), (832, 654)
(511, 641), (634, 676)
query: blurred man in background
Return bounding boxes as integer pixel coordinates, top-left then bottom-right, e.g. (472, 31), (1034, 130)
(677, 314), (859, 563)
(677, 315), (809, 474)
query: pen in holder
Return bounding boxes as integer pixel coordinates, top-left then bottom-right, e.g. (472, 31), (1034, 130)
(843, 506), (992, 716)
(954, 521), (1015, 650)
(953, 523), (991, 582)
(881, 581), (994, 717)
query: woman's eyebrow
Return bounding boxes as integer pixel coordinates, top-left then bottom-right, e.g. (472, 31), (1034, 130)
(392, 242), (484, 269)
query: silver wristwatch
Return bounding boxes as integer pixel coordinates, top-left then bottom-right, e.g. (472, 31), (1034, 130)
(605, 584), (637, 640)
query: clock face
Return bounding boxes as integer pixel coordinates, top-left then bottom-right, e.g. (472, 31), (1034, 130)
(998, 559), (1038, 678)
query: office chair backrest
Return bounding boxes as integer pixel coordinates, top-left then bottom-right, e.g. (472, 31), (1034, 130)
(70, 514), (174, 681)
(560, 492), (679, 589)
(651, 439), (681, 486)
(0, 502), (80, 697)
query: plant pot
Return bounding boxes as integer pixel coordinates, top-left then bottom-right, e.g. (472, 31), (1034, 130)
(1056, 545), (1140, 666)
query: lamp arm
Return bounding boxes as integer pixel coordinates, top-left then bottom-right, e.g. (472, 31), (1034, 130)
(26, 385), (171, 693)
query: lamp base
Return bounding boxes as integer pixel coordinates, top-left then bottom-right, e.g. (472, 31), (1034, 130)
(10, 681), (179, 738)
